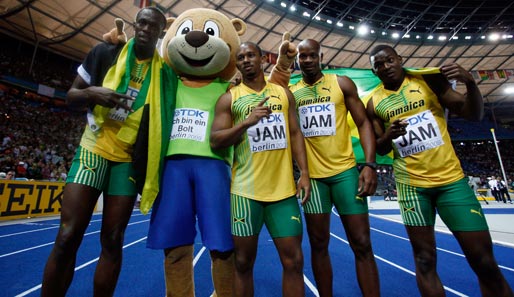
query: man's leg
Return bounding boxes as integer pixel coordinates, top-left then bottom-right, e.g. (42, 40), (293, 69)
(94, 194), (136, 296)
(454, 231), (514, 296)
(341, 213), (380, 297)
(305, 213), (332, 297)
(405, 225), (445, 296)
(233, 235), (259, 297)
(164, 245), (195, 297)
(273, 236), (305, 297)
(41, 183), (100, 297)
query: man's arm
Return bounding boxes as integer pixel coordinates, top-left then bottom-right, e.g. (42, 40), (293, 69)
(424, 63), (483, 121)
(66, 75), (134, 112)
(285, 88), (311, 204)
(365, 98), (408, 156)
(210, 93), (271, 149)
(339, 76), (377, 197)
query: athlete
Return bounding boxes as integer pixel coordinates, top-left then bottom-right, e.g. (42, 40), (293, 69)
(41, 7), (174, 296)
(210, 42), (310, 297)
(288, 39), (380, 297)
(366, 44), (513, 296)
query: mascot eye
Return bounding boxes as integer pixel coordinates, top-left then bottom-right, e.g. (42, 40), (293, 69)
(176, 19), (193, 36)
(204, 21), (220, 37)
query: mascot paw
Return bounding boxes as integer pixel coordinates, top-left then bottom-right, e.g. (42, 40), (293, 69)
(102, 18), (127, 45)
(276, 32), (297, 72)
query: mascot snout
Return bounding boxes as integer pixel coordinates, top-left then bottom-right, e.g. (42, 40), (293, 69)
(185, 30), (209, 48)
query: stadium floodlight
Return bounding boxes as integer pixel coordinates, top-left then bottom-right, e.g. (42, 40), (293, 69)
(303, 11), (310, 17)
(488, 33), (500, 41)
(280, 2), (286, 7)
(391, 32), (400, 39)
(357, 24), (368, 35)
(505, 87), (514, 94)
(289, 4), (296, 11)
(336, 22), (343, 27)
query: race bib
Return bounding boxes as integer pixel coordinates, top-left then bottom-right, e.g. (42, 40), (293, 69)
(107, 87), (137, 122)
(298, 103), (336, 137)
(247, 112), (287, 152)
(393, 110), (444, 157)
(170, 108), (209, 142)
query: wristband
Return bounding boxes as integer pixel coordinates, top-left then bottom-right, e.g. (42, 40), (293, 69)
(362, 162), (378, 170)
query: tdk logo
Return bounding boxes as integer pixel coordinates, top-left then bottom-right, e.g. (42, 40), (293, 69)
(406, 112), (430, 125)
(174, 109), (205, 118)
(301, 104), (332, 114)
(259, 113), (283, 124)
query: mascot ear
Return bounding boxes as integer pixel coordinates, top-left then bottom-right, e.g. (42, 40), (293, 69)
(231, 18), (247, 36)
(160, 17), (174, 39)
(102, 18), (127, 45)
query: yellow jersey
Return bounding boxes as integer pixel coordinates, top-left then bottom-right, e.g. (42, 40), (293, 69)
(371, 74), (463, 187)
(290, 74), (356, 178)
(230, 82), (296, 201)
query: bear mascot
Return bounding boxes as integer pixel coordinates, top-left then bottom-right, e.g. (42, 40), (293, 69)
(149, 8), (246, 297)
(105, 8), (245, 297)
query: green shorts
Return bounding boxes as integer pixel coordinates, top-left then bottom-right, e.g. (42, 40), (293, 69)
(231, 194), (303, 238)
(397, 178), (488, 231)
(67, 146), (137, 196)
(304, 167), (368, 215)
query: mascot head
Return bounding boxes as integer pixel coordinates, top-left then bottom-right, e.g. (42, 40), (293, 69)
(161, 8), (246, 81)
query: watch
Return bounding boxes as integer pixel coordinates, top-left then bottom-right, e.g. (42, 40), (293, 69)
(362, 162), (378, 170)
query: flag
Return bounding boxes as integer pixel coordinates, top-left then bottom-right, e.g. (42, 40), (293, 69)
(134, 0), (152, 8)
(505, 69), (514, 79)
(478, 70), (488, 80)
(265, 51), (277, 64)
(497, 70), (506, 79)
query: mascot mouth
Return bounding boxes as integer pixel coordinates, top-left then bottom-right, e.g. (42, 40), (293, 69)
(180, 53), (214, 67)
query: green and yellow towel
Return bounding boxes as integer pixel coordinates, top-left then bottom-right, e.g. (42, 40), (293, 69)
(100, 38), (177, 214)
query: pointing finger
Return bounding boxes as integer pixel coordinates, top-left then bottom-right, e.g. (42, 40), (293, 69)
(257, 96), (269, 107)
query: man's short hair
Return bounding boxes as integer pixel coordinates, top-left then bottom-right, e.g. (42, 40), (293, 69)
(369, 44), (397, 58)
(136, 6), (167, 30)
(240, 42), (263, 56)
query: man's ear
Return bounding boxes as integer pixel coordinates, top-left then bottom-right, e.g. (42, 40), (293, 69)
(262, 54), (268, 64)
